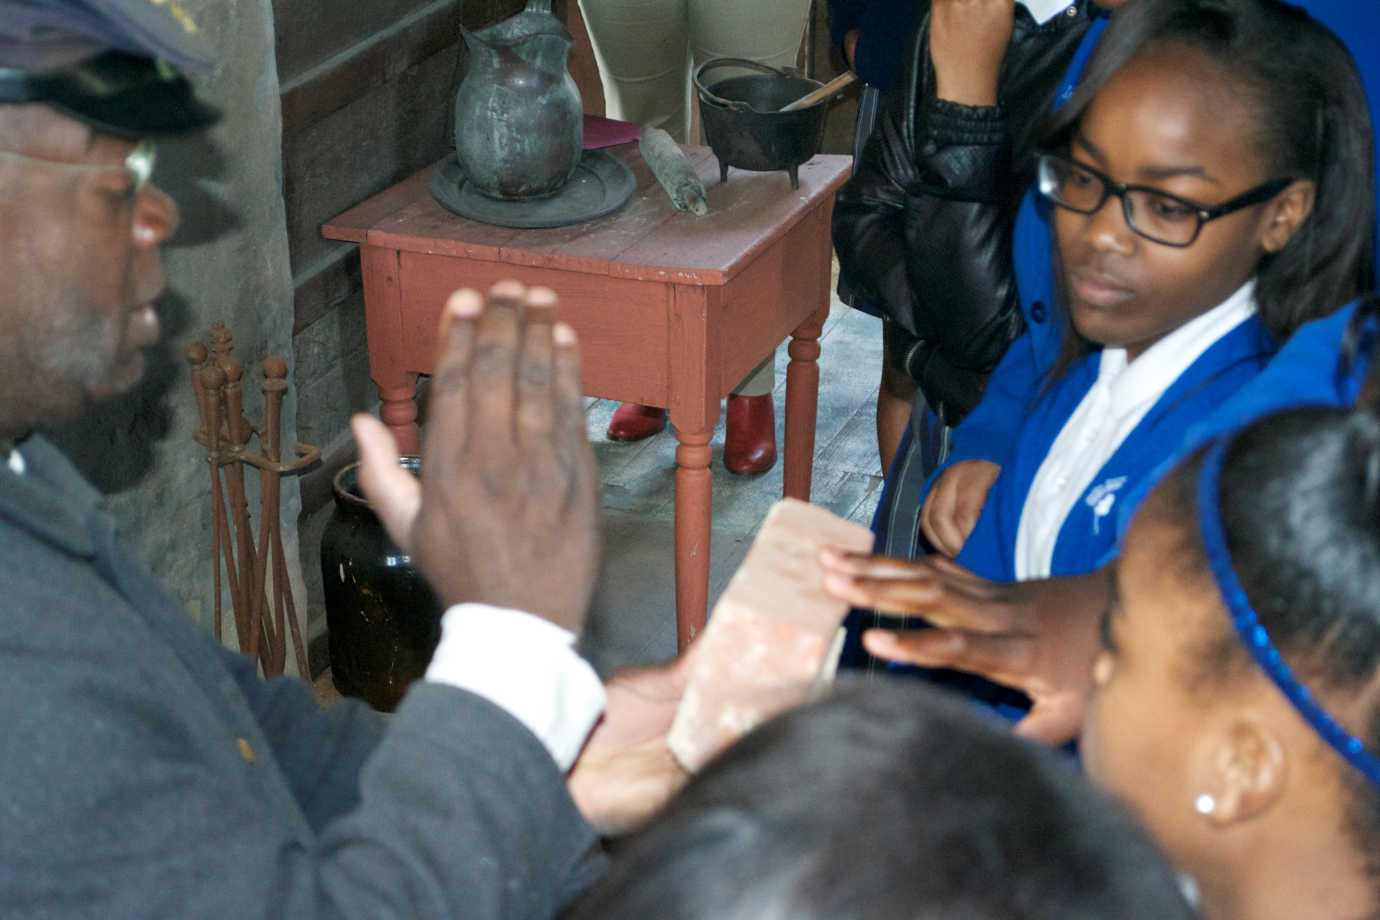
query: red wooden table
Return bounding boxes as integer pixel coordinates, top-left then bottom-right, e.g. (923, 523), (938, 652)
(323, 145), (852, 648)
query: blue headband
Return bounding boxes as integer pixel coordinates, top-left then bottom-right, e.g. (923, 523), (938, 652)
(1197, 438), (1380, 787)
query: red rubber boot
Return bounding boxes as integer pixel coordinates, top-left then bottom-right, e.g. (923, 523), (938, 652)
(723, 393), (777, 474)
(606, 402), (668, 441)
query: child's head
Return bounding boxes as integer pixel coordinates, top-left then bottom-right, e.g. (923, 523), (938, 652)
(567, 682), (1193, 920)
(1084, 406), (1380, 917)
(1039, 0), (1374, 357)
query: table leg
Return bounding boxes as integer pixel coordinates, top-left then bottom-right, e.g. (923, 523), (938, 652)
(378, 377), (421, 456)
(674, 426), (714, 649)
(359, 245), (423, 455)
(784, 304), (828, 501)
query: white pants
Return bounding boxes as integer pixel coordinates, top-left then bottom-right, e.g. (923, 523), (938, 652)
(578, 0), (812, 142)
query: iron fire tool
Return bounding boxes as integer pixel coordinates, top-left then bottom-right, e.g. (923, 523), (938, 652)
(261, 355), (311, 679)
(197, 361), (253, 652)
(186, 328), (320, 677)
(213, 332), (282, 671)
(206, 324), (259, 657)
(185, 342), (222, 641)
(221, 352), (268, 656)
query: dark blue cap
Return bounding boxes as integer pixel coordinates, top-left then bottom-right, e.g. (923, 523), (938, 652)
(0, 0), (219, 137)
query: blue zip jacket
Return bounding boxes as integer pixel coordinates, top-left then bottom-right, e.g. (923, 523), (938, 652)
(1103, 297), (1378, 559)
(955, 314), (1276, 581)
(860, 304), (1364, 712)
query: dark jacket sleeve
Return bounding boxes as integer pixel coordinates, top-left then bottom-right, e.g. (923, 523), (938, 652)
(831, 5), (1092, 424)
(828, 0), (921, 91)
(227, 650), (388, 833)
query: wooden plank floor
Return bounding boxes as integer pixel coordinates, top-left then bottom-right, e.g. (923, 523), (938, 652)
(579, 261), (885, 676)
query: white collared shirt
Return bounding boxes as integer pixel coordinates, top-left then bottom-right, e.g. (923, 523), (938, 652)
(1021, 0), (1079, 26)
(1013, 280), (1258, 580)
(7, 447), (24, 475)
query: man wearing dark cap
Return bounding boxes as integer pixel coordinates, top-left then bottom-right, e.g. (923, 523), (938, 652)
(0, 2), (681, 915)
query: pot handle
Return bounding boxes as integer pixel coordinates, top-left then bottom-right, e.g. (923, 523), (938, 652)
(693, 57), (791, 111)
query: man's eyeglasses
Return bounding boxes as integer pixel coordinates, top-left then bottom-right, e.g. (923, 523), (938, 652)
(1035, 152), (1293, 247)
(0, 139), (156, 194)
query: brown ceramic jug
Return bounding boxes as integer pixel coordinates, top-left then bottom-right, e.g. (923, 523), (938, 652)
(321, 458), (442, 711)
(454, 0), (583, 201)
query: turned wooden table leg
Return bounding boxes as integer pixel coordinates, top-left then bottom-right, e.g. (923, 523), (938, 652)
(377, 376), (421, 456)
(784, 304), (828, 501)
(673, 426), (714, 649)
(360, 244), (422, 455)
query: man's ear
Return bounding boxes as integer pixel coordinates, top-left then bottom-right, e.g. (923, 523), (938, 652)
(1193, 718), (1287, 826)
(1260, 179), (1316, 254)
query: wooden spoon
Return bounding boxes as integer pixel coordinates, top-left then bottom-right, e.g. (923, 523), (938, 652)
(779, 71), (858, 112)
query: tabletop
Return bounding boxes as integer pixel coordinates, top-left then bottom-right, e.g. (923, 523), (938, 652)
(321, 145), (853, 286)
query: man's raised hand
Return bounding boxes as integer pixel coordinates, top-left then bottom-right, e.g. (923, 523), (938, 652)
(352, 281), (600, 635)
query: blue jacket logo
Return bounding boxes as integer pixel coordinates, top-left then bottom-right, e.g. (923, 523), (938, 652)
(1086, 476), (1129, 535)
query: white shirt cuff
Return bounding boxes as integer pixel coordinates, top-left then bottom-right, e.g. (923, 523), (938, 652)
(424, 603), (606, 770)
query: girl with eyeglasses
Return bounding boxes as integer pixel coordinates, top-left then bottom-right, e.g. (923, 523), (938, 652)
(915, 0), (1380, 561)
(931, 0), (1371, 589)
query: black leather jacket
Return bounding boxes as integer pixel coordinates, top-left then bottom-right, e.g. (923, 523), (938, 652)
(832, 1), (1095, 425)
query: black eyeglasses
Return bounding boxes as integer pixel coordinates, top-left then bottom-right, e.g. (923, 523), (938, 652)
(1036, 152), (1293, 247)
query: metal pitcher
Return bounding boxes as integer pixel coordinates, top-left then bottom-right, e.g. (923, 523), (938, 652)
(454, 0), (583, 201)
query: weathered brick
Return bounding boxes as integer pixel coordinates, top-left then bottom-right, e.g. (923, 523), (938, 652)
(668, 498), (873, 771)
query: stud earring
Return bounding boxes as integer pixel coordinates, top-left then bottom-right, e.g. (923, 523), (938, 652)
(1194, 794), (1216, 816)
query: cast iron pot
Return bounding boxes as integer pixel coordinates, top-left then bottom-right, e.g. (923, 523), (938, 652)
(693, 57), (828, 190)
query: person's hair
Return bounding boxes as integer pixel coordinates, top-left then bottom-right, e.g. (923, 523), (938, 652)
(1040, 0), (1376, 380)
(1156, 406), (1380, 884)
(563, 681), (1193, 920)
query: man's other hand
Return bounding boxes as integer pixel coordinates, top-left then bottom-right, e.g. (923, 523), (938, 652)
(352, 281), (600, 635)
(569, 654), (693, 835)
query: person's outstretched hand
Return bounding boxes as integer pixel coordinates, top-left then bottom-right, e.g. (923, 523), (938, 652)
(819, 550), (1109, 745)
(352, 281), (600, 635)
(568, 653), (694, 835)
(921, 459), (1000, 557)
(930, 0), (1016, 106)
